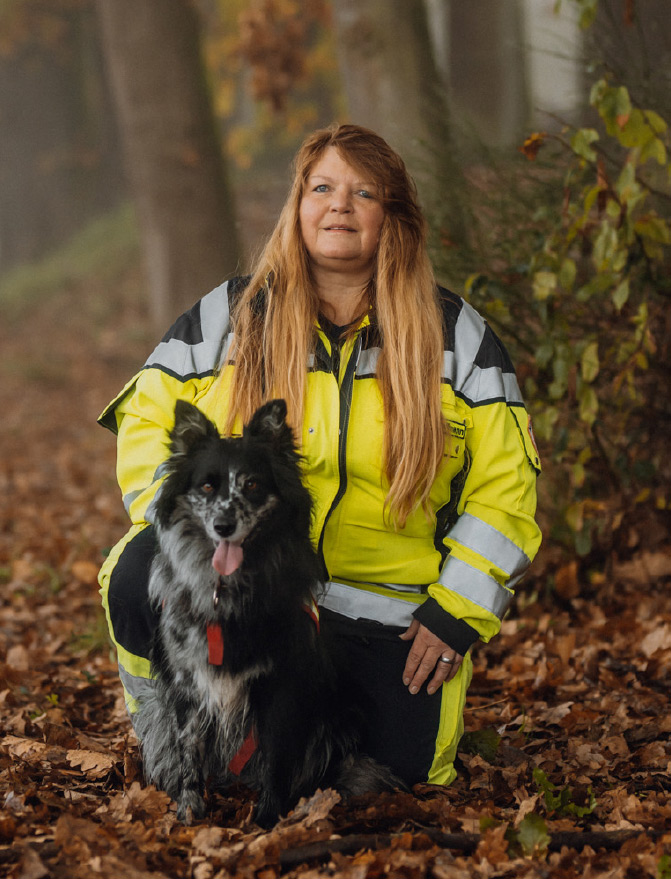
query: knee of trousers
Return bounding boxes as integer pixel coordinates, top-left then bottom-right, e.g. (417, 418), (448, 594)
(99, 523), (159, 696)
(118, 658), (156, 717)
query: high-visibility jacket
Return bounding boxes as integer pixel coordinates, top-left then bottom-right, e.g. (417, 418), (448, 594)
(99, 276), (541, 649)
(98, 277), (541, 782)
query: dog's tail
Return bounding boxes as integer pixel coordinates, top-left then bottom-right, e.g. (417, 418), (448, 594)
(335, 754), (409, 797)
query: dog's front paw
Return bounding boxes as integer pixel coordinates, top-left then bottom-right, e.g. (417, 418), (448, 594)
(253, 791), (282, 829)
(176, 790), (206, 825)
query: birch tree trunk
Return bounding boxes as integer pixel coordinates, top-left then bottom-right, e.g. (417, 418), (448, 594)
(96, 0), (240, 330)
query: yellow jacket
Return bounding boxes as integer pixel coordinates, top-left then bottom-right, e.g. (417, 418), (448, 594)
(99, 277), (541, 656)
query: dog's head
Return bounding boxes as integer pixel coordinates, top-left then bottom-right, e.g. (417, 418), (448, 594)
(155, 399), (312, 577)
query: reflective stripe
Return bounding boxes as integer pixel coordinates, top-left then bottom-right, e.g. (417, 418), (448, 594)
(118, 662), (155, 712)
(442, 301), (524, 406)
(448, 513), (531, 585)
(442, 352), (524, 406)
(123, 489), (143, 514)
(144, 282), (231, 378)
(218, 332), (236, 368)
(319, 581), (418, 627)
(438, 556), (512, 618)
(356, 346), (380, 376)
(125, 462), (170, 520)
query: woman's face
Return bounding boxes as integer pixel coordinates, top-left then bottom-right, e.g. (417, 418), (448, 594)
(299, 147), (385, 281)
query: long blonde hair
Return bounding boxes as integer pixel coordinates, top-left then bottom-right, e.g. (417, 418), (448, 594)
(226, 124), (446, 527)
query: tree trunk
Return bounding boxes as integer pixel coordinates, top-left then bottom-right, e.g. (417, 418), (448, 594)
(330, 0), (466, 248)
(95, 0), (240, 329)
(450, 0), (529, 147)
(0, 5), (125, 274)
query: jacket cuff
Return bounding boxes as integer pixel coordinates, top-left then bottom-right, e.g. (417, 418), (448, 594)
(413, 597), (480, 654)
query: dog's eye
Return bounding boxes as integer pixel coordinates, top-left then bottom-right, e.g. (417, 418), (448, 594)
(244, 478), (258, 493)
(201, 482), (215, 494)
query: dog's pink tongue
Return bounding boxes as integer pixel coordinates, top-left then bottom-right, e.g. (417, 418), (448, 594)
(212, 540), (244, 576)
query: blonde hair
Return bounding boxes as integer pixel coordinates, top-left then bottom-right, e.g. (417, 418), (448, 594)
(226, 124), (446, 527)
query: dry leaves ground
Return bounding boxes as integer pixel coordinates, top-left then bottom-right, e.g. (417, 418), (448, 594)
(1, 275), (670, 879)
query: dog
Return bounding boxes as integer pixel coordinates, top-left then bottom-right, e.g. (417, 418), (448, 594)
(133, 398), (401, 826)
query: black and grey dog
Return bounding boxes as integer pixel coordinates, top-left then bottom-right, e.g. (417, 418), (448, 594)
(134, 399), (399, 826)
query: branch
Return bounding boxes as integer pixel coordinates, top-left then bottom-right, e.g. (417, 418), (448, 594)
(278, 826), (664, 868)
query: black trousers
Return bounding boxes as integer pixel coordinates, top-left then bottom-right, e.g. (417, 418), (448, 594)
(107, 527), (443, 786)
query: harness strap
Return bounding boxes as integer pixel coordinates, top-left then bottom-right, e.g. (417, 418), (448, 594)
(206, 623), (225, 665)
(228, 727), (258, 775)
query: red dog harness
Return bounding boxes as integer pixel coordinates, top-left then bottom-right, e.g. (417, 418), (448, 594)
(206, 595), (320, 775)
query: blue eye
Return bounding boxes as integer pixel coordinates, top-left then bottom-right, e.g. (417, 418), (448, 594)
(313, 184), (329, 193)
(358, 189), (372, 199)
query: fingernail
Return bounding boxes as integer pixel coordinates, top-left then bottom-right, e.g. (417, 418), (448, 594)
(410, 685), (418, 694)
(427, 686), (436, 695)
(403, 677), (410, 686)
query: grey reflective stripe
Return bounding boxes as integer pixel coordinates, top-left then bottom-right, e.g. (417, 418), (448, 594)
(438, 556), (513, 618)
(448, 513), (531, 585)
(356, 346), (380, 376)
(444, 300), (485, 391)
(118, 663), (155, 708)
(442, 354), (524, 406)
(442, 301), (524, 406)
(218, 332), (236, 368)
(122, 461), (170, 516)
(123, 489), (143, 514)
(318, 581), (416, 627)
(144, 281), (231, 377)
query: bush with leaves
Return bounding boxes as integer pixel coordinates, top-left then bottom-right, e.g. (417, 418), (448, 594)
(438, 10), (671, 570)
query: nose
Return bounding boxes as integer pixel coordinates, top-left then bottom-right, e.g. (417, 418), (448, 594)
(329, 186), (352, 212)
(214, 511), (236, 538)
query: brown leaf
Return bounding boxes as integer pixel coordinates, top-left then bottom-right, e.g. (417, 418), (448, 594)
(106, 782), (173, 821)
(2, 735), (49, 761)
(281, 787), (340, 827)
(639, 624), (671, 658)
(66, 748), (117, 777)
(475, 823), (509, 864)
(14, 846), (49, 879)
(555, 561), (580, 599)
(519, 132), (547, 160)
(6, 644), (30, 671)
(70, 560), (100, 585)
(614, 551), (671, 583)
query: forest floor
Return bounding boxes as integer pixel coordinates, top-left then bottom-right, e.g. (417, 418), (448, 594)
(1, 264), (670, 879)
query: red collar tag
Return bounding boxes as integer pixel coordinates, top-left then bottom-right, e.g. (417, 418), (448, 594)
(207, 623), (224, 665)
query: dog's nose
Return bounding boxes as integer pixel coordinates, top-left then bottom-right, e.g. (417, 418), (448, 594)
(214, 517), (235, 538)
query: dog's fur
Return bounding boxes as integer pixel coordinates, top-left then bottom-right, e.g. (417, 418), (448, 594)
(134, 399), (400, 826)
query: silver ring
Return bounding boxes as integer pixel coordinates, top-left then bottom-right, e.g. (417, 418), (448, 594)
(439, 656), (455, 664)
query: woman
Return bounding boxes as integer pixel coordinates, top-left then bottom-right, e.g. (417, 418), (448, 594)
(99, 123), (541, 788)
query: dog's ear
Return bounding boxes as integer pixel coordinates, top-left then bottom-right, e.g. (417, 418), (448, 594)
(245, 400), (312, 529)
(244, 399), (290, 443)
(170, 400), (219, 457)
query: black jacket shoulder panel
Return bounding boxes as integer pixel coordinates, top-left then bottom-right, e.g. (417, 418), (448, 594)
(436, 285), (463, 354)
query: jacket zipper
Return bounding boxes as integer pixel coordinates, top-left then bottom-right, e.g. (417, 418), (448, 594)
(316, 333), (362, 577)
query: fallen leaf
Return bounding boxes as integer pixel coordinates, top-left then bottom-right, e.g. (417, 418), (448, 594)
(70, 560), (101, 585)
(639, 624), (671, 658)
(66, 748), (117, 777)
(6, 644), (30, 671)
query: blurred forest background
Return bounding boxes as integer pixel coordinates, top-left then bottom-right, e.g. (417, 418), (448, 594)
(1, 0), (670, 588)
(1, 2), (671, 874)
